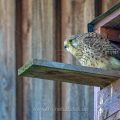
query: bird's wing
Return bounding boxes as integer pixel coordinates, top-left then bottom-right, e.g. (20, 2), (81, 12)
(109, 41), (120, 60)
(77, 32), (120, 60)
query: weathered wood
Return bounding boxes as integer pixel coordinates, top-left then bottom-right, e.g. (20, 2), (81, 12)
(93, 4), (120, 119)
(18, 59), (120, 88)
(92, 3), (120, 120)
(0, 0), (16, 120)
(20, 0), (56, 120)
(88, 2), (120, 32)
(61, 0), (95, 120)
(98, 79), (120, 120)
(16, 1), (120, 120)
(106, 111), (120, 120)
(102, 0), (120, 13)
(95, 7), (120, 32)
(100, 27), (120, 41)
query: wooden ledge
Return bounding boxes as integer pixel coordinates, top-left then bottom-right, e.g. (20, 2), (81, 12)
(18, 59), (120, 88)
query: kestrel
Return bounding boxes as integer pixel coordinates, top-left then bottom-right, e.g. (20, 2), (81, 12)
(64, 32), (120, 70)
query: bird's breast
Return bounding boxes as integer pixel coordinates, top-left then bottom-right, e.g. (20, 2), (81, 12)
(79, 55), (109, 69)
(79, 55), (120, 70)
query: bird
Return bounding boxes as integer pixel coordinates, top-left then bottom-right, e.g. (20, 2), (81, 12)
(64, 32), (120, 70)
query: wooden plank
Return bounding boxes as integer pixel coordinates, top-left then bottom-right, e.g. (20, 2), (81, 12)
(0, 0), (16, 120)
(89, 2), (120, 25)
(100, 27), (120, 42)
(98, 79), (120, 120)
(94, 8), (120, 32)
(103, 15), (120, 30)
(18, 59), (120, 88)
(20, 0), (56, 120)
(102, 0), (120, 13)
(61, 0), (95, 120)
(93, 6), (120, 119)
(89, 2), (120, 120)
(88, 2), (120, 32)
(106, 111), (120, 120)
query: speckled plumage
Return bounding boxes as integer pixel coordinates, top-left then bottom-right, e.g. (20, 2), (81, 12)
(64, 32), (120, 70)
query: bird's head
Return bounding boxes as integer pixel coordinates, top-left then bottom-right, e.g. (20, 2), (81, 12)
(64, 35), (79, 56)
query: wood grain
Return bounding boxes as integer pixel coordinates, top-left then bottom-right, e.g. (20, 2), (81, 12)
(94, 7), (120, 32)
(100, 27), (120, 41)
(18, 59), (120, 88)
(20, 0), (56, 120)
(102, 0), (120, 13)
(98, 79), (120, 120)
(21, 1), (32, 119)
(0, 0), (16, 120)
(1, 0), (119, 120)
(94, 3), (120, 120)
(106, 111), (120, 120)
(61, 0), (95, 120)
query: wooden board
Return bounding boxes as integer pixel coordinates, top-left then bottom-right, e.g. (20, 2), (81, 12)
(90, 3), (120, 119)
(106, 111), (120, 120)
(102, 0), (120, 13)
(18, 59), (120, 88)
(20, 0), (57, 120)
(98, 79), (120, 120)
(0, 0), (16, 120)
(88, 2), (120, 32)
(100, 27), (120, 41)
(61, 1), (95, 120)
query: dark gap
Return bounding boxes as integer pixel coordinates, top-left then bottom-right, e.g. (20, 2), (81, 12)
(54, 0), (62, 120)
(15, 0), (24, 120)
(95, 0), (102, 17)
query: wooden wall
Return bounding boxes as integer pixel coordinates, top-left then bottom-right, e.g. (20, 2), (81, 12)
(0, 0), (119, 120)
(102, 0), (120, 12)
(0, 0), (16, 120)
(16, 0), (57, 120)
(61, 0), (95, 120)
(20, 0), (95, 120)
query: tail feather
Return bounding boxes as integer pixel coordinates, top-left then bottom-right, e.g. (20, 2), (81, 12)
(109, 57), (120, 70)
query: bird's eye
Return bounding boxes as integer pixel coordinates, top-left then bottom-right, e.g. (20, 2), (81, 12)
(69, 39), (77, 48)
(69, 39), (73, 42)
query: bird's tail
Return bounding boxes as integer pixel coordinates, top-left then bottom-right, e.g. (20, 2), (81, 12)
(109, 57), (120, 70)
